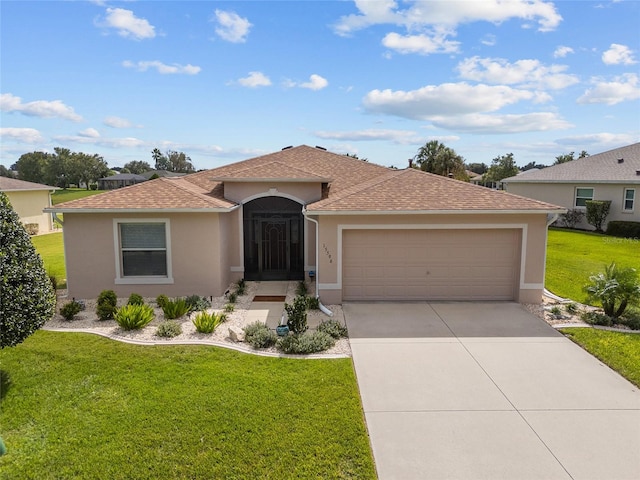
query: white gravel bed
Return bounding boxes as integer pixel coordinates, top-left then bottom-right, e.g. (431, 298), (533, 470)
(46, 281), (351, 358)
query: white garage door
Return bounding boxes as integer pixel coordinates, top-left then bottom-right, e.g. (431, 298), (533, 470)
(342, 229), (521, 301)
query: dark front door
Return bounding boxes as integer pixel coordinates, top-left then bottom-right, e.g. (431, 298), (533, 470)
(243, 197), (304, 281)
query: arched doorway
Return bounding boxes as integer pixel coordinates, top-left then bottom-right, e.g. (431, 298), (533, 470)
(243, 197), (304, 281)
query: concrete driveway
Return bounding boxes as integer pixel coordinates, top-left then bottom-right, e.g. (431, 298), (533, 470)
(344, 302), (640, 480)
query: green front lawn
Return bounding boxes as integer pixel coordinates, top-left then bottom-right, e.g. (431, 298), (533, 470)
(0, 331), (375, 479)
(52, 188), (104, 205)
(545, 228), (640, 302)
(31, 232), (65, 288)
(560, 328), (640, 387)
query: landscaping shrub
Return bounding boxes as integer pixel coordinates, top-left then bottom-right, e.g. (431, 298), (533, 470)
(227, 292), (238, 304)
(585, 200), (611, 233)
(243, 321), (277, 348)
(156, 320), (182, 338)
(621, 307), (640, 330)
(115, 304), (155, 330)
(96, 289), (118, 321)
(317, 319), (348, 339)
(580, 310), (613, 327)
(155, 294), (169, 309)
(0, 192), (56, 348)
(127, 293), (144, 305)
(564, 303), (578, 315)
(606, 221), (640, 239)
(560, 209), (584, 229)
(306, 296), (320, 310)
(277, 331), (335, 354)
(23, 223), (39, 235)
(584, 262), (640, 319)
(162, 298), (190, 319)
(224, 303), (235, 313)
(184, 294), (211, 312)
(284, 295), (308, 334)
(192, 311), (226, 334)
(296, 281), (308, 296)
(49, 274), (58, 292)
(60, 301), (82, 321)
(236, 278), (246, 295)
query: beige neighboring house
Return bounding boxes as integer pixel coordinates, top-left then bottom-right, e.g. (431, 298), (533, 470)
(47, 145), (564, 304)
(503, 143), (640, 229)
(1, 177), (57, 234)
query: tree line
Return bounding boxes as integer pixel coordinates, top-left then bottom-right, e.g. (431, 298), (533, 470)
(0, 148), (196, 188)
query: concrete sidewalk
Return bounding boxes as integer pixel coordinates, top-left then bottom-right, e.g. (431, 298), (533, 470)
(345, 302), (640, 480)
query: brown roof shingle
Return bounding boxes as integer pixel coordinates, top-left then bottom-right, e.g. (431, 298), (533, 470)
(0, 177), (56, 191)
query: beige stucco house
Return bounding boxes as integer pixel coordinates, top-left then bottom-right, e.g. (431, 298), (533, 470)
(48, 145), (564, 304)
(503, 143), (640, 230)
(1, 177), (57, 234)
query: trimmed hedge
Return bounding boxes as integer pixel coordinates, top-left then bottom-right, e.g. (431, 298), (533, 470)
(606, 221), (640, 239)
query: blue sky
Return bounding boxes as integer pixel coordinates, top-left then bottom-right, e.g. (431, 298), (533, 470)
(1, 0), (639, 170)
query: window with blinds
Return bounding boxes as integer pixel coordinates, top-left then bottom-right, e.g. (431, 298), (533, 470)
(119, 223), (168, 276)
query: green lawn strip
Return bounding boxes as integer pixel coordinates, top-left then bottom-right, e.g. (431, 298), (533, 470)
(31, 232), (65, 288)
(560, 328), (640, 388)
(545, 228), (640, 302)
(52, 188), (104, 205)
(0, 331), (375, 479)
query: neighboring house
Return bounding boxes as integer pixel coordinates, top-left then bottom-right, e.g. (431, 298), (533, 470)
(98, 173), (147, 190)
(48, 145), (564, 304)
(0, 177), (57, 234)
(140, 170), (185, 180)
(503, 143), (640, 230)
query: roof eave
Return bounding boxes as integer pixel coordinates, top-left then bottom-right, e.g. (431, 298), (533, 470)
(45, 206), (239, 214)
(306, 208), (567, 216)
(504, 179), (640, 184)
(211, 177), (333, 183)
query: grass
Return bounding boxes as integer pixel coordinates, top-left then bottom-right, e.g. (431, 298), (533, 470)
(560, 328), (640, 387)
(545, 228), (640, 302)
(0, 331), (375, 479)
(52, 188), (104, 205)
(31, 232), (65, 289)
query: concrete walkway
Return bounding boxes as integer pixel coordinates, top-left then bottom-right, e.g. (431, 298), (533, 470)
(344, 302), (640, 480)
(247, 281), (288, 328)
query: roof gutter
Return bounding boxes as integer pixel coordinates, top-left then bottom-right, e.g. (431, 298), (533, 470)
(44, 205), (240, 214)
(306, 208), (567, 216)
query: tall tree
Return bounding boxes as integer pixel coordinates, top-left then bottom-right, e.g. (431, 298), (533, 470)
(67, 152), (110, 189)
(413, 140), (467, 180)
(466, 162), (488, 175)
(151, 149), (195, 173)
(554, 150), (588, 165)
(45, 147), (71, 188)
(483, 153), (519, 183)
(521, 161), (547, 171)
(15, 151), (51, 184)
(0, 192), (56, 348)
(123, 160), (152, 174)
(0, 165), (16, 178)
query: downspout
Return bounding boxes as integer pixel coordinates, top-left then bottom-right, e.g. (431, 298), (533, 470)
(302, 208), (333, 317)
(542, 211), (563, 299)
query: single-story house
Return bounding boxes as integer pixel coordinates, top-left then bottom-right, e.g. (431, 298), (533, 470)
(0, 177), (57, 234)
(48, 145), (564, 304)
(140, 170), (185, 180)
(98, 173), (147, 190)
(502, 142), (640, 229)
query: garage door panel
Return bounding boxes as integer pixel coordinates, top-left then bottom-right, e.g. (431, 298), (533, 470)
(343, 229), (520, 301)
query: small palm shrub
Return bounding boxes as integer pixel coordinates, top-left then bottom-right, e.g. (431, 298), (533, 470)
(277, 331), (335, 354)
(236, 278), (246, 295)
(96, 290), (118, 321)
(317, 319), (348, 339)
(192, 311), (226, 334)
(284, 295), (308, 334)
(227, 292), (238, 304)
(224, 303), (235, 313)
(184, 295), (211, 312)
(162, 298), (191, 319)
(296, 281), (308, 296)
(155, 294), (169, 309)
(115, 304), (155, 330)
(156, 320), (182, 338)
(584, 262), (640, 319)
(128, 293), (144, 305)
(60, 301), (82, 321)
(243, 321), (277, 349)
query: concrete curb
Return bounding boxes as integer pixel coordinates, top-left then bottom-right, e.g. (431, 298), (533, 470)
(41, 326), (350, 359)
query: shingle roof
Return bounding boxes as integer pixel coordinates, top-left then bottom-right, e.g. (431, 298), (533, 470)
(50, 145), (563, 213)
(99, 173), (146, 181)
(0, 177), (56, 191)
(308, 168), (562, 213)
(503, 142), (640, 184)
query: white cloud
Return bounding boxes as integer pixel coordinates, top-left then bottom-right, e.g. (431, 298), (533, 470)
(0, 127), (44, 144)
(300, 74), (329, 90)
(481, 34), (497, 46)
(237, 71), (272, 88)
(99, 8), (155, 40)
(382, 31), (460, 55)
(602, 43), (637, 65)
(0, 93), (83, 122)
(78, 128), (100, 138)
(314, 129), (421, 144)
(54, 134), (146, 149)
(555, 132), (639, 147)
(213, 10), (252, 43)
(577, 73), (640, 105)
(334, 0), (562, 36)
(456, 56), (579, 89)
(553, 45), (574, 58)
(104, 116), (134, 128)
(363, 82), (536, 120)
(429, 112), (573, 133)
(122, 60), (201, 75)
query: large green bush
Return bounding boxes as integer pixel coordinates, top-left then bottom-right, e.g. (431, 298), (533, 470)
(284, 295), (308, 334)
(606, 221), (640, 239)
(277, 331), (335, 354)
(0, 193), (55, 347)
(585, 200), (611, 233)
(96, 290), (118, 321)
(584, 262), (640, 319)
(243, 321), (277, 349)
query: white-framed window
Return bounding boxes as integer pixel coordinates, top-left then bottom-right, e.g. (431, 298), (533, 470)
(114, 219), (173, 284)
(623, 188), (635, 212)
(574, 187), (594, 207)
